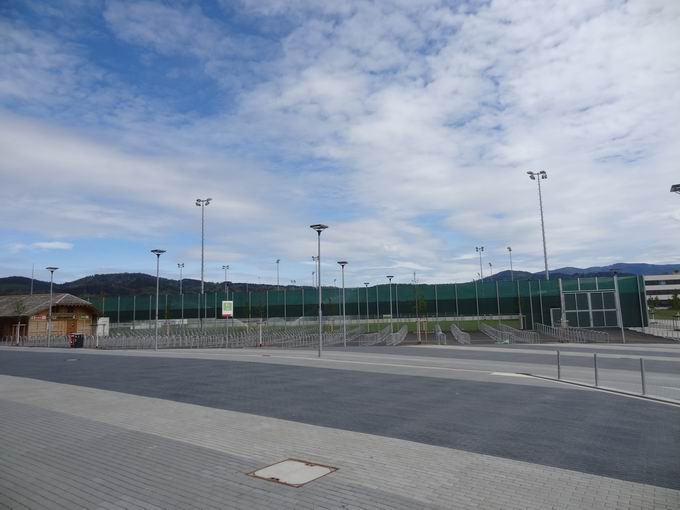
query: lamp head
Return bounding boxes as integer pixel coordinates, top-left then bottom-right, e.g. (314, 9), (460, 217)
(507, 246), (512, 252)
(337, 261), (348, 267)
(671, 184), (680, 194)
(364, 282), (369, 286)
(310, 224), (328, 233)
(276, 259), (280, 264)
(46, 266), (58, 272)
(386, 275), (394, 281)
(151, 249), (165, 256)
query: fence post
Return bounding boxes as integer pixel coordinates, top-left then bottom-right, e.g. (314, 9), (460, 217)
(613, 275), (625, 344)
(557, 350), (561, 380)
(640, 358), (646, 395)
(593, 353), (598, 387)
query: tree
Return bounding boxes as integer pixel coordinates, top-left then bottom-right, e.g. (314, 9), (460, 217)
(671, 293), (680, 311)
(13, 300), (26, 343)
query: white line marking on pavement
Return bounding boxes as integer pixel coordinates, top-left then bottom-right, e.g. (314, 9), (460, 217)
(251, 353), (493, 373)
(491, 372), (531, 378)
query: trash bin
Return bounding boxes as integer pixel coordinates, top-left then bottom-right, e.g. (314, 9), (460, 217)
(68, 333), (84, 348)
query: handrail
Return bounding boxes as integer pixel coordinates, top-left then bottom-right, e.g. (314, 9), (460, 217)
(535, 323), (610, 343)
(498, 324), (539, 344)
(450, 324), (471, 345)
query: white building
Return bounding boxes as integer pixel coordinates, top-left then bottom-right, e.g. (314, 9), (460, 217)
(644, 273), (680, 307)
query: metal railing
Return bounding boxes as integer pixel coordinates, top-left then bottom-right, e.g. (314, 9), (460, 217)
(551, 350), (680, 399)
(450, 324), (471, 345)
(498, 324), (539, 344)
(433, 324), (447, 345)
(536, 323), (610, 343)
(385, 325), (408, 346)
(480, 323), (512, 344)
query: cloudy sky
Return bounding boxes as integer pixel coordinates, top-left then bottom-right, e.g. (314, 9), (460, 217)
(1, 0), (679, 287)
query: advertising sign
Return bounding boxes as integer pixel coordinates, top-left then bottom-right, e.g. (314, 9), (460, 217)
(222, 300), (234, 318)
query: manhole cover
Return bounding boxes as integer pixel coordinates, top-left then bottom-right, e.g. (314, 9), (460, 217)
(248, 459), (337, 487)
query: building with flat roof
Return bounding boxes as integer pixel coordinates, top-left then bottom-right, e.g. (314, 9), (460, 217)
(643, 273), (680, 307)
(0, 294), (99, 338)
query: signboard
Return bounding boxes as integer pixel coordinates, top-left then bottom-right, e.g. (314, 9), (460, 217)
(222, 300), (234, 318)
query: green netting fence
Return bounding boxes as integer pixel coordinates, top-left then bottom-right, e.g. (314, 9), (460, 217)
(85, 276), (648, 329)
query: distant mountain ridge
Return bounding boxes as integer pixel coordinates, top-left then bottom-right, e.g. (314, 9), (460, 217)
(0, 273), (284, 297)
(1, 263), (679, 296)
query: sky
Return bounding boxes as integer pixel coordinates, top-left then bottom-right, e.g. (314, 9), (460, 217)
(1, 0), (679, 287)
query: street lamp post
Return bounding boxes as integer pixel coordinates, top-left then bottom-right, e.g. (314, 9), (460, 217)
(310, 224), (328, 357)
(195, 197), (212, 327)
(46, 267), (58, 346)
(312, 256), (318, 287)
(338, 261), (347, 348)
(507, 247), (513, 281)
(151, 250), (165, 350)
(386, 275), (394, 333)
(488, 262), (493, 277)
(527, 171), (549, 280)
(475, 246), (484, 280)
(276, 259), (280, 289)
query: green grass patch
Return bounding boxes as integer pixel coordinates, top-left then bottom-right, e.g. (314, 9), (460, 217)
(649, 308), (680, 319)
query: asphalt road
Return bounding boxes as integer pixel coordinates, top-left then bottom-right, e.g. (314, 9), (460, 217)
(1, 349), (678, 490)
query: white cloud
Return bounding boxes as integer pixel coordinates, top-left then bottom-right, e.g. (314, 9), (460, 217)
(32, 241), (74, 250)
(2, 0), (679, 283)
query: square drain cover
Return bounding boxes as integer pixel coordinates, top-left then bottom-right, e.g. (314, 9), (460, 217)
(248, 459), (337, 487)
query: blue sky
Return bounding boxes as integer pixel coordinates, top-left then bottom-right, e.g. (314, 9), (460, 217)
(1, 0), (679, 287)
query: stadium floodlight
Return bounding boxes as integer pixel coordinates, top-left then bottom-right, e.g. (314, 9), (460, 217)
(310, 224), (328, 357)
(363, 282), (370, 320)
(177, 262), (185, 321)
(672, 184), (680, 194)
(177, 263), (184, 294)
(507, 247), (513, 281)
(338, 261), (348, 347)
(475, 246), (484, 279)
(222, 265), (229, 297)
(386, 275), (394, 333)
(488, 262), (493, 277)
(46, 267), (58, 346)
(276, 259), (280, 289)
(527, 171), (549, 280)
(151, 250), (166, 350)
(195, 198), (212, 328)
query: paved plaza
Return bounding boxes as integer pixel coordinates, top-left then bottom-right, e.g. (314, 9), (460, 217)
(0, 344), (679, 509)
